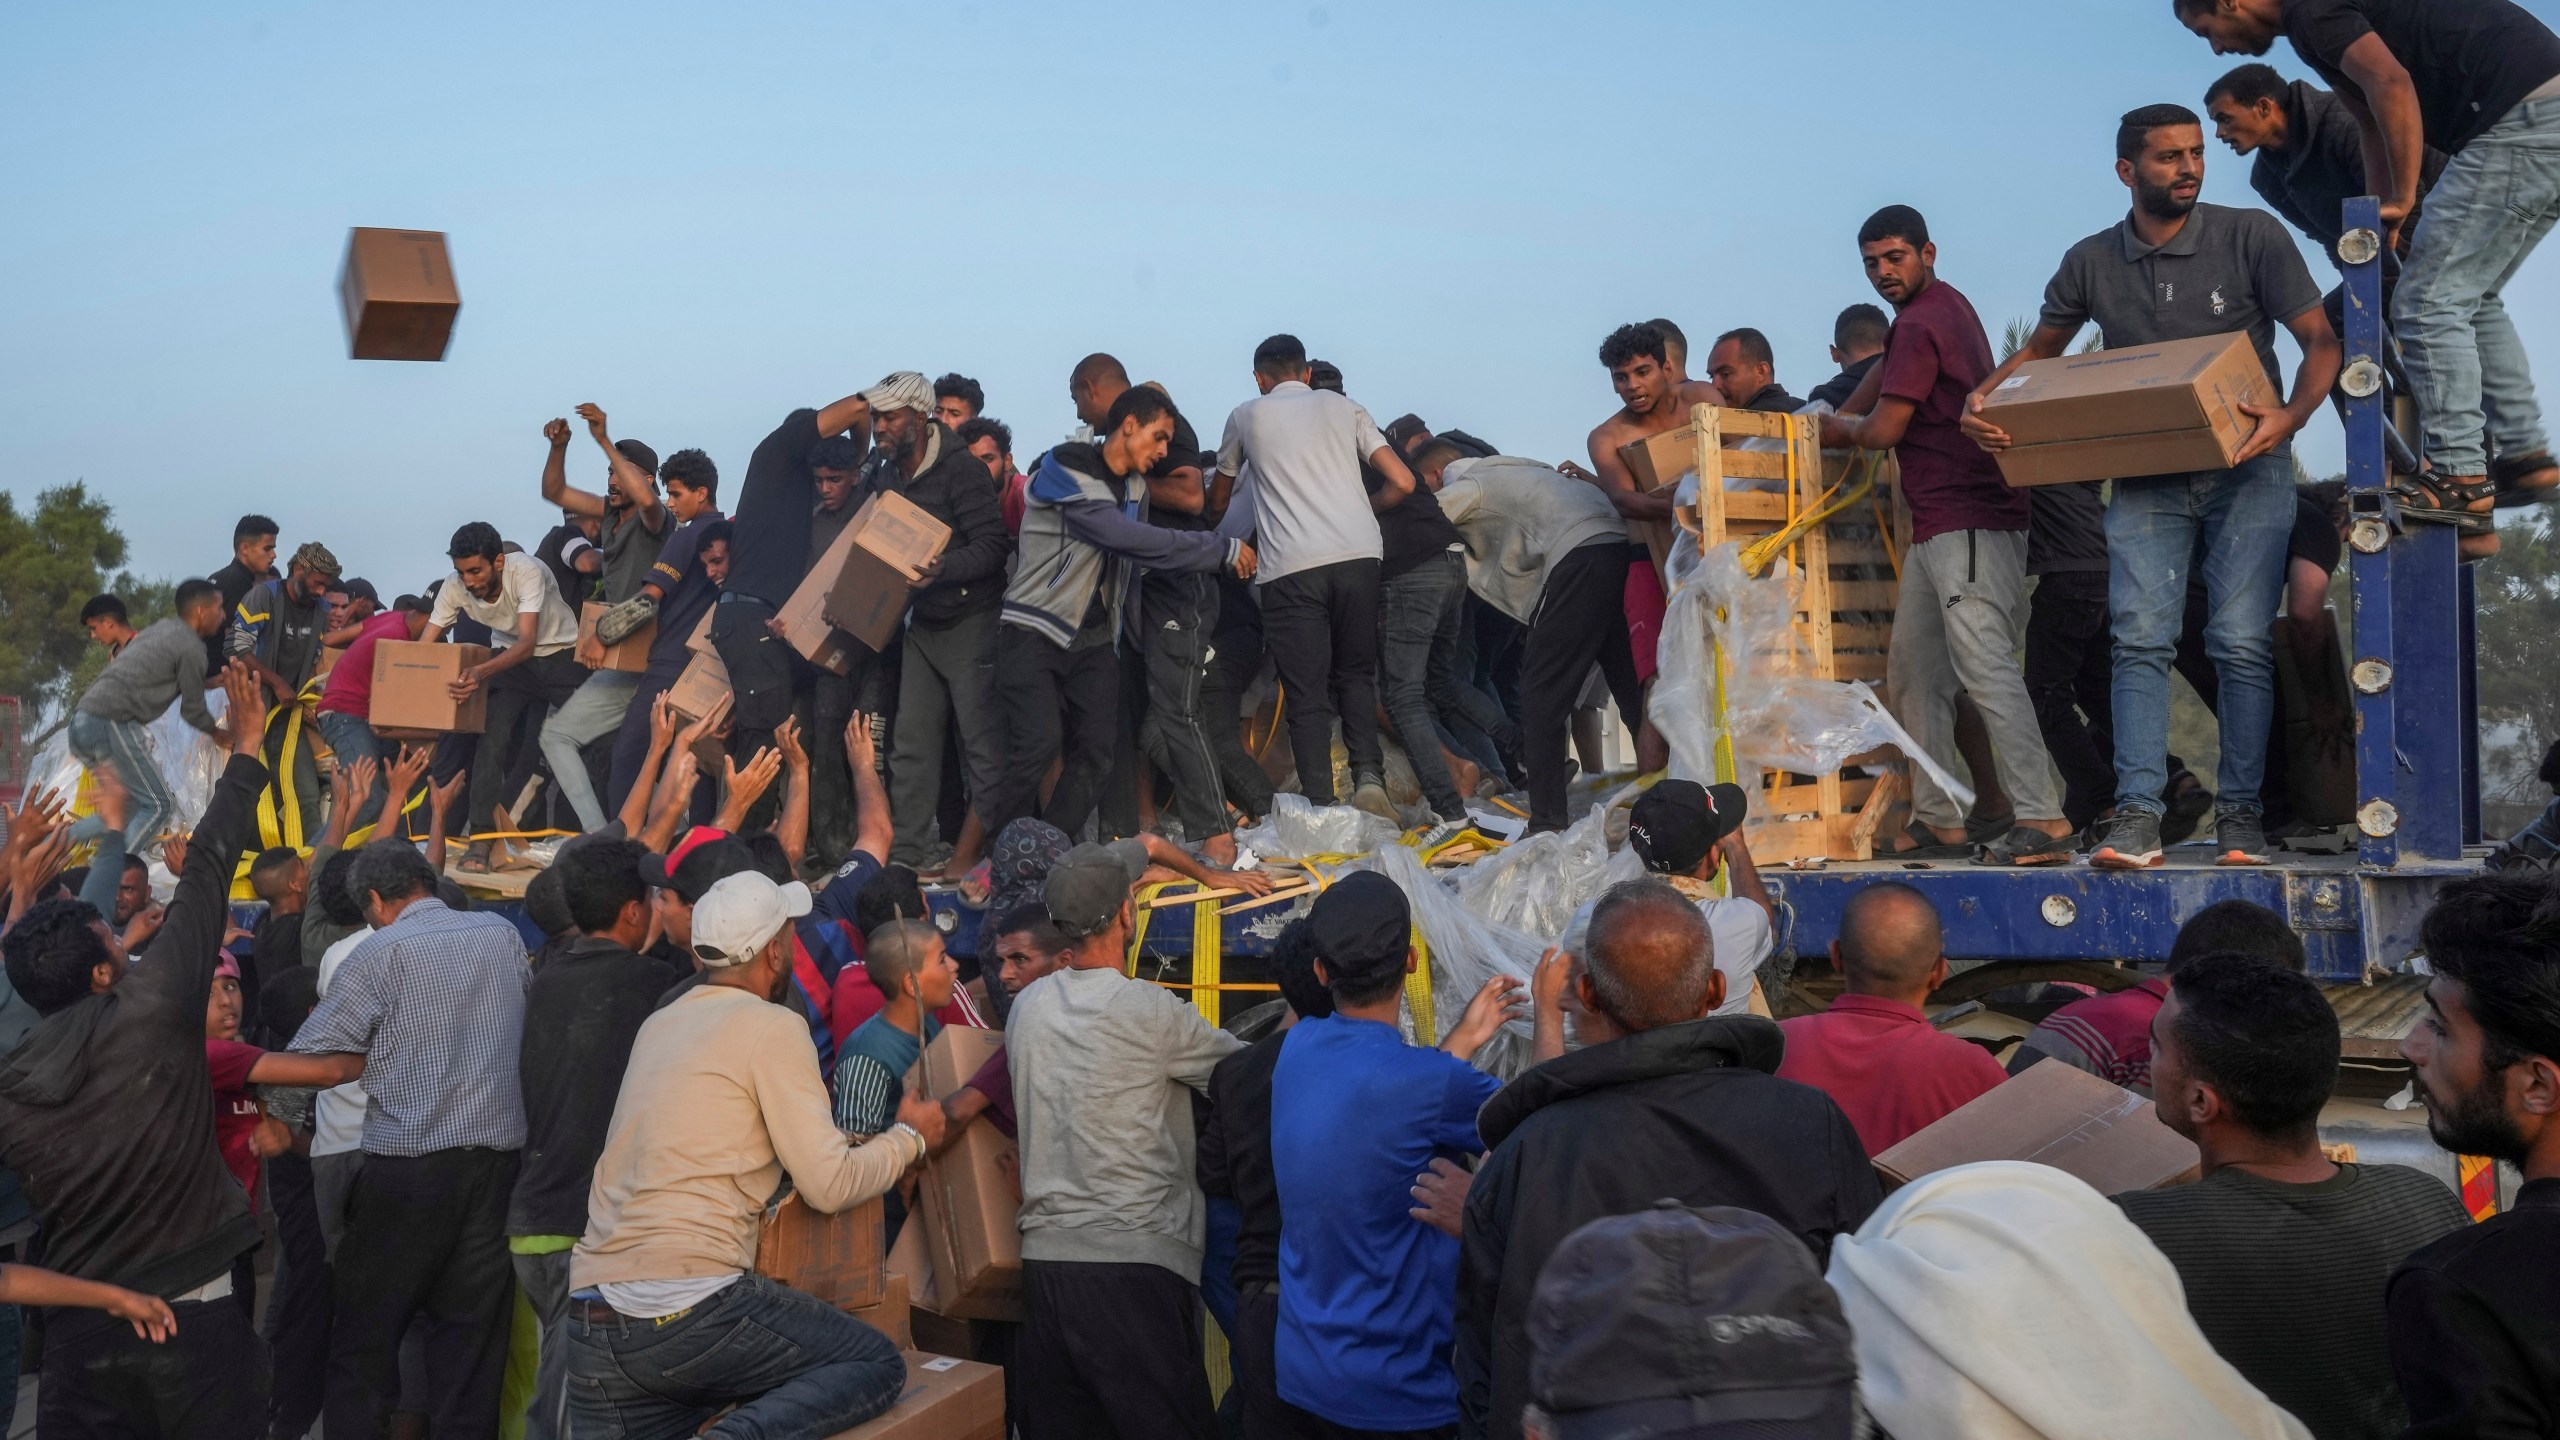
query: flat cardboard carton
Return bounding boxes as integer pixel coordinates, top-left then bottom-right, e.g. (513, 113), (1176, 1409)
(1618, 424), (1699, 494)
(830, 1351), (1003, 1440)
(1977, 331), (2274, 488)
(368, 641), (490, 734)
(850, 1273), (911, 1349)
(818, 492), (952, 651)
(754, 1193), (887, 1310)
(578, 602), (654, 675)
(340, 228), (460, 362)
(1874, 1058), (2201, 1193)
(916, 1028), (1024, 1321)
(313, 644), (345, 681)
(778, 517), (871, 676)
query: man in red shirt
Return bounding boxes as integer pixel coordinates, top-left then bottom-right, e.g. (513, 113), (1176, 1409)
(1777, 882), (2005, 1155)
(1823, 206), (2071, 867)
(312, 595), (429, 775)
(2010, 897), (2306, 1095)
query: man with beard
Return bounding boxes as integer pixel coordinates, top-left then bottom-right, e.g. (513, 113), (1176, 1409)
(421, 522), (587, 871)
(1962, 104), (2338, 872)
(2387, 870), (2560, 1434)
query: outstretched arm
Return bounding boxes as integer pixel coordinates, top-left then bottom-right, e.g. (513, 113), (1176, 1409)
(539, 418), (608, 520)
(576, 404), (666, 533)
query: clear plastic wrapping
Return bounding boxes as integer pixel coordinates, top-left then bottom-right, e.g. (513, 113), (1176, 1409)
(1647, 537), (1972, 810)
(1450, 791), (1642, 942)
(1354, 844), (1543, 1080)
(1233, 793), (1402, 859)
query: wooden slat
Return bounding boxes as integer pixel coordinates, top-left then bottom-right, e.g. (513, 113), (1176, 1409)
(1831, 623), (1894, 652)
(1834, 652), (1889, 682)
(1715, 450), (1792, 483)
(1827, 539), (1892, 568)
(1829, 580), (1898, 610)
(1765, 775), (1879, 815)
(1699, 405), (1793, 440)
(1717, 491), (1791, 522)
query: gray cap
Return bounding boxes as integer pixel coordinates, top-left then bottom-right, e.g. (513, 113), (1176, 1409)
(1528, 1202), (1856, 1440)
(1043, 841), (1143, 940)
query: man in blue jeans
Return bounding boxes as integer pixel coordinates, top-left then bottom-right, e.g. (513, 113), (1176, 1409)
(2178, 0), (2560, 557)
(564, 871), (943, 1440)
(1964, 103), (2339, 869)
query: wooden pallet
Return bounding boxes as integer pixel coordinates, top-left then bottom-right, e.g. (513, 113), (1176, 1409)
(1654, 403), (1909, 861)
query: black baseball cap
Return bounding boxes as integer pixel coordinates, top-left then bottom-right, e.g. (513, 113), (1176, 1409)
(1307, 871), (1409, 990)
(641, 826), (757, 905)
(1627, 780), (1750, 874)
(1529, 1202), (1856, 1439)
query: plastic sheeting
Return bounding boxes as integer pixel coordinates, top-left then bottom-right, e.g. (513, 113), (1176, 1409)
(1233, 793), (1402, 859)
(1647, 536), (1973, 812)
(24, 692), (233, 840)
(1355, 843), (1544, 1079)
(1448, 788), (1642, 942)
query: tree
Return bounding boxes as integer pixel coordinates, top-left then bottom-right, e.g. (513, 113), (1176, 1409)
(2473, 512), (2560, 835)
(0, 484), (133, 735)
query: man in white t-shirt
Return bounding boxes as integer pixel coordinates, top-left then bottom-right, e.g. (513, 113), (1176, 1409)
(1563, 780), (1777, 1018)
(419, 521), (588, 870)
(1213, 334), (1422, 822)
(563, 871), (945, 1440)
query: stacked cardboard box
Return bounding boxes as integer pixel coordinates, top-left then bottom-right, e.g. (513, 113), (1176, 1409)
(368, 641), (490, 733)
(916, 1028), (1023, 1321)
(830, 1352), (1003, 1440)
(1977, 331), (2275, 487)
(753, 1193), (887, 1310)
(804, 492), (952, 655)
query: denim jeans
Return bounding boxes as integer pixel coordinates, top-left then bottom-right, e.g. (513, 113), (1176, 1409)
(1378, 550), (1522, 821)
(315, 708), (384, 774)
(2395, 93), (2560, 478)
(2106, 451), (2294, 817)
(539, 669), (640, 831)
(563, 1273), (907, 1440)
(66, 711), (177, 850)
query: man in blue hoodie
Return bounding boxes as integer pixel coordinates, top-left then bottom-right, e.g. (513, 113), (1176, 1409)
(985, 386), (1256, 841)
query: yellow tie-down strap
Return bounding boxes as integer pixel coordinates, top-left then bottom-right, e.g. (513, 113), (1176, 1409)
(1123, 864), (1442, 1038)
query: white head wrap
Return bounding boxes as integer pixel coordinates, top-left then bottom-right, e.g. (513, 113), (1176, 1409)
(860, 371), (933, 415)
(1825, 1161), (2312, 1440)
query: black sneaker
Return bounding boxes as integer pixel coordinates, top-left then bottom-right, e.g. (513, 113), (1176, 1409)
(2215, 811), (2271, 866)
(2090, 811), (2165, 870)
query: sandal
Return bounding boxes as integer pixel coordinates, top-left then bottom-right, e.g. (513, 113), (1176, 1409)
(1965, 809), (2017, 845)
(1972, 825), (2077, 867)
(1889, 820), (1972, 860)
(2492, 452), (2559, 509)
(2390, 471), (2498, 530)
(456, 839), (495, 875)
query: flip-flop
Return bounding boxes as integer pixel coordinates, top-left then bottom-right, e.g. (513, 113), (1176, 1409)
(1965, 810), (2017, 845)
(1889, 820), (1971, 860)
(456, 839), (495, 875)
(1972, 825), (2077, 867)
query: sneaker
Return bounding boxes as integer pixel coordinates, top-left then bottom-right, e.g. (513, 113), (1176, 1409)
(1411, 817), (1469, 850)
(2214, 811), (2271, 866)
(2090, 811), (2164, 870)
(1350, 779), (1399, 824)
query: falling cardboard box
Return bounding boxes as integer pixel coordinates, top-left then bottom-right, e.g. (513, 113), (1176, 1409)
(1977, 331), (2275, 488)
(1873, 1057), (2201, 1194)
(578, 603), (654, 675)
(916, 1027), (1024, 1322)
(808, 492), (951, 653)
(831, 1352), (1003, 1440)
(753, 1192), (887, 1311)
(340, 228), (461, 362)
(368, 641), (490, 733)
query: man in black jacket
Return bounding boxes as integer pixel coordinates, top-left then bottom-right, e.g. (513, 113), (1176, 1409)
(2205, 64), (2446, 271)
(1455, 878), (1880, 1440)
(508, 836), (675, 1440)
(875, 394), (1013, 870)
(0, 663), (365, 1440)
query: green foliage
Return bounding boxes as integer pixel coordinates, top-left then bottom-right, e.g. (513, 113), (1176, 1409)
(2474, 513), (2560, 831)
(0, 484), (134, 728)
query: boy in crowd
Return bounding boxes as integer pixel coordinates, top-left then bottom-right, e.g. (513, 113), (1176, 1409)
(1269, 874), (1522, 1436)
(68, 579), (230, 857)
(210, 514), (279, 673)
(2119, 951), (2466, 1439)
(1963, 104), (2339, 869)
(80, 594), (138, 655)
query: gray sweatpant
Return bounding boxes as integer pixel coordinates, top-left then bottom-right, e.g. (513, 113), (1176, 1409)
(887, 606), (1005, 866)
(1885, 527), (2061, 830)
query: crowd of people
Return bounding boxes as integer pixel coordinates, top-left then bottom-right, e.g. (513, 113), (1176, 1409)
(6, 0), (2560, 1437)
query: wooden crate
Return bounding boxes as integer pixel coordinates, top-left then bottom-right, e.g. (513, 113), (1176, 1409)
(1658, 404), (1909, 861)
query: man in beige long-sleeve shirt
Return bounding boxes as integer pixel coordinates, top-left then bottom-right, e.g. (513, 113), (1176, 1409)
(563, 871), (946, 1440)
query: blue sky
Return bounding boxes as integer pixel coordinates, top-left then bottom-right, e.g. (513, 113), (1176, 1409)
(5, 0), (2556, 596)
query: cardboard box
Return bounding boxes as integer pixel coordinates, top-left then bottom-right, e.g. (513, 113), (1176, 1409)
(1977, 331), (2275, 488)
(368, 640), (490, 734)
(666, 651), (730, 727)
(313, 644), (346, 681)
(578, 602), (654, 675)
(886, 1196), (1004, 1360)
(754, 1192), (887, 1310)
(850, 1272), (912, 1349)
(775, 519), (871, 676)
(832, 1351), (1003, 1440)
(818, 492), (952, 651)
(1873, 1059), (2201, 1194)
(688, 608), (717, 657)
(1618, 423), (1699, 494)
(340, 228), (460, 362)
(916, 1028), (1024, 1322)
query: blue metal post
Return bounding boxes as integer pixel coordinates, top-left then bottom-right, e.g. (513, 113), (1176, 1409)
(2340, 195), (2399, 867)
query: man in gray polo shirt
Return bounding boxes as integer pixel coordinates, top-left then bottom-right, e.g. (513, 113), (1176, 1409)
(1963, 103), (2338, 871)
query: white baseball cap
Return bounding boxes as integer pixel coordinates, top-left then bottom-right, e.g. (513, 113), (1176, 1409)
(689, 872), (813, 967)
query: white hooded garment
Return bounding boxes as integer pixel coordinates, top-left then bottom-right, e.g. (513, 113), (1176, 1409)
(1825, 1160), (2312, 1440)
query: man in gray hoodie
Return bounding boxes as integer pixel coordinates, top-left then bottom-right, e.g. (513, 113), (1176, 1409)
(1006, 842), (1242, 1440)
(984, 386), (1255, 842)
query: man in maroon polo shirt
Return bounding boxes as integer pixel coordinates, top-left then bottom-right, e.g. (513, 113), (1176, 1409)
(1778, 882), (2005, 1154)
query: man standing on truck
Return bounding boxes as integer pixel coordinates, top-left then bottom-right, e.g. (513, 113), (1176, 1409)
(1962, 104), (2339, 871)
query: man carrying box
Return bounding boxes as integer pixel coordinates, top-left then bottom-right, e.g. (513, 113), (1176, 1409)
(1962, 104), (2339, 869)
(530, 406), (670, 833)
(564, 871), (946, 1440)
(420, 522), (590, 872)
(1822, 205), (2075, 865)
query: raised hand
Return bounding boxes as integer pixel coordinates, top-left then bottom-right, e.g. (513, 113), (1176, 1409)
(715, 747), (784, 832)
(387, 744), (433, 801)
(222, 662), (266, 759)
(1441, 974), (1527, 1063)
(337, 756), (380, 818)
(576, 403), (610, 443)
(650, 691), (680, 751)
(775, 717), (808, 774)
(428, 768), (468, 821)
(544, 417), (571, 448)
(844, 711), (877, 775)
